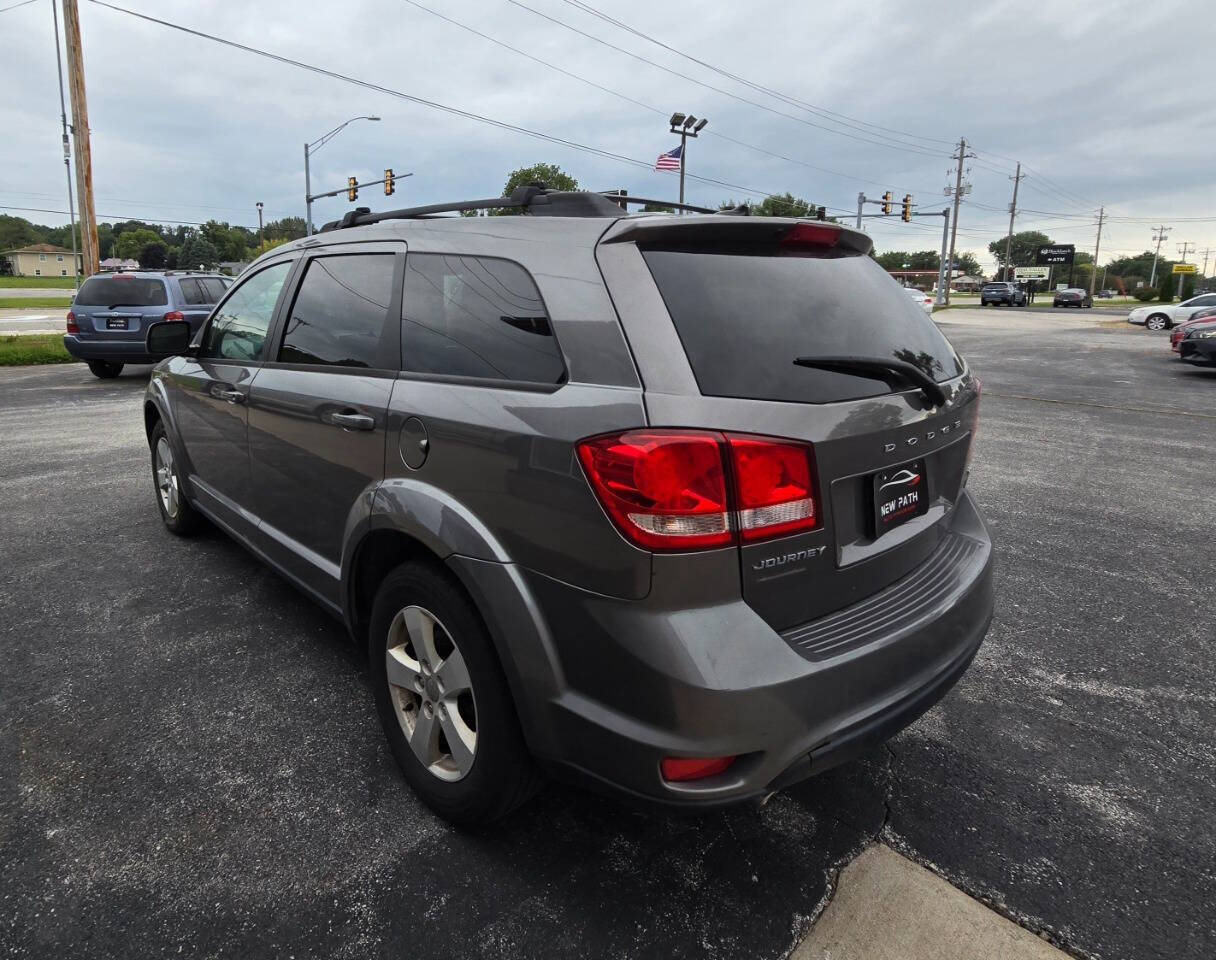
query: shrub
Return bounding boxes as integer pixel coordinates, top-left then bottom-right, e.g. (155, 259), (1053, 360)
(1133, 287), (1158, 302)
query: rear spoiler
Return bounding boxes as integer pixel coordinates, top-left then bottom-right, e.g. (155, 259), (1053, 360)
(598, 215), (873, 256)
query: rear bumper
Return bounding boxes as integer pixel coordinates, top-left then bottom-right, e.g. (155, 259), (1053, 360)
(63, 335), (158, 364)
(465, 492), (994, 809)
(1180, 339), (1216, 364)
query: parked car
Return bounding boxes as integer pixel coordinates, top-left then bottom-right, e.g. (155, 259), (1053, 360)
(64, 271), (232, 378)
(1053, 288), (1093, 308)
(1169, 307), (1216, 351)
(1127, 292), (1216, 331)
(1097, 289), (1117, 299)
(141, 188), (992, 823)
(903, 286), (934, 314)
(1178, 318), (1216, 366)
(979, 281), (1025, 306)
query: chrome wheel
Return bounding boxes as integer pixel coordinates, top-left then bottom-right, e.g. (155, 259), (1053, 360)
(1146, 315), (1168, 331)
(155, 437), (179, 518)
(385, 605), (478, 782)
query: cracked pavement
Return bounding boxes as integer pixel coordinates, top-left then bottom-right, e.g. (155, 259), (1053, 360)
(1, 311), (1213, 959)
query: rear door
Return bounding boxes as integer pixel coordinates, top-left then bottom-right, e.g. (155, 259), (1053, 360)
(174, 277), (218, 335)
(597, 218), (981, 632)
(245, 243), (403, 606)
(70, 274), (169, 343)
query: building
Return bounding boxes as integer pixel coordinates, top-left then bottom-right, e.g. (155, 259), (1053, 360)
(1, 244), (84, 278)
(99, 257), (141, 272)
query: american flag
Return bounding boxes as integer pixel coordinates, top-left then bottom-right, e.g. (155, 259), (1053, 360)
(655, 144), (683, 171)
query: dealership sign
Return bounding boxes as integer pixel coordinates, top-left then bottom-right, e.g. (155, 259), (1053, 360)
(1014, 266), (1050, 280)
(1172, 263), (1197, 274)
(1036, 244), (1075, 265)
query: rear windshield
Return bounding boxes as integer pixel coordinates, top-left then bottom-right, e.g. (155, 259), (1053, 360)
(982, 283), (1008, 290)
(642, 250), (964, 404)
(74, 276), (168, 307)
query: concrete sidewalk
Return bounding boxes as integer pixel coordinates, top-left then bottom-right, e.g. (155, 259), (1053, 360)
(794, 845), (1067, 960)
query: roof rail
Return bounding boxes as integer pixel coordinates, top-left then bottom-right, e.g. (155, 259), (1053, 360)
(319, 183), (629, 232)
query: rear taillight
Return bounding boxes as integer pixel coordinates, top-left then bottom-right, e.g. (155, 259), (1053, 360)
(162, 311), (186, 322)
(65, 311), (79, 334)
(727, 434), (817, 541)
(576, 430), (819, 551)
(781, 222), (839, 252)
(661, 755), (736, 782)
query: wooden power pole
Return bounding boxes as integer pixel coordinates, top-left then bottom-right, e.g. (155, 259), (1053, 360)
(62, 0), (98, 277)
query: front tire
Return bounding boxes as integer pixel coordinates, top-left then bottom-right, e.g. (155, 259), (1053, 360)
(369, 562), (541, 824)
(150, 421), (201, 535)
(87, 360), (123, 378)
(1145, 314), (1170, 331)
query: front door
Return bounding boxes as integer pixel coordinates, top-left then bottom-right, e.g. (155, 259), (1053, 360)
(246, 247), (403, 606)
(171, 259), (295, 533)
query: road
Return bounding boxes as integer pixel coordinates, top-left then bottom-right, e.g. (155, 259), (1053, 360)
(1, 309), (1212, 959)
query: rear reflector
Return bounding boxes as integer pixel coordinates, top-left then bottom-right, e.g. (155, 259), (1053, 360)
(577, 430), (819, 551)
(65, 311), (79, 334)
(661, 755), (736, 782)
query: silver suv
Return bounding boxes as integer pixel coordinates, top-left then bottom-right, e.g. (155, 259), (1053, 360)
(141, 187), (993, 823)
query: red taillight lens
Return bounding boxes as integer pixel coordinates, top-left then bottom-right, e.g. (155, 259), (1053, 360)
(162, 311), (186, 322)
(577, 430), (820, 551)
(661, 755), (736, 782)
(576, 431), (732, 550)
(726, 434), (818, 540)
(781, 222), (839, 251)
(65, 311), (79, 334)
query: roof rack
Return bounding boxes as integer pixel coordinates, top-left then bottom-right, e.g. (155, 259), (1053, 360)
(317, 184), (755, 232)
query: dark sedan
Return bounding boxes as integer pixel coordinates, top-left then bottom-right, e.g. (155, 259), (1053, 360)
(1178, 318), (1216, 366)
(1053, 288), (1093, 308)
(1170, 306), (1216, 352)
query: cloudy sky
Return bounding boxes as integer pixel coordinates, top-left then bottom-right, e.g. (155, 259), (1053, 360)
(3, 0), (1214, 271)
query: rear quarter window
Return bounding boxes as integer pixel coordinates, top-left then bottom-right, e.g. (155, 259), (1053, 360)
(642, 249), (963, 404)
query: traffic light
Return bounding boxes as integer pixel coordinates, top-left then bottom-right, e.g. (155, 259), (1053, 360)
(881, 191), (892, 215)
(901, 194), (913, 222)
(384, 168), (395, 197)
(347, 177), (358, 202)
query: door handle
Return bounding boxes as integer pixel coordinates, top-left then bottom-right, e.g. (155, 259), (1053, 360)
(219, 389), (245, 403)
(331, 412), (375, 431)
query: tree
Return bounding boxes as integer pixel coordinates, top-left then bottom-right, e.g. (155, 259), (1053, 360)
(496, 163), (578, 215)
(1159, 272), (1176, 301)
(951, 252), (981, 277)
(752, 193), (817, 218)
(987, 231), (1052, 276)
(642, 202), (675, 213)
(115, 228), (163, 261)
(138, 239), (169, 269)
(874, 250), (940, 271)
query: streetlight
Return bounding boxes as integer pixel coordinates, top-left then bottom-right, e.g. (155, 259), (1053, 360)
(255, 201), (264, 249)
(667, 111), (708, 213)
(304, 115), (380, 235)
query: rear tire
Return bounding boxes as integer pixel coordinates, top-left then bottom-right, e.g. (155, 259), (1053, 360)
(87, 360), (123, 379)
(150, 421), (201, 535)
(369, 561), (542, 824)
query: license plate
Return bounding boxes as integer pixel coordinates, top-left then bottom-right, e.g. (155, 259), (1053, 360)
(106, 318), (128, 330)
(871, 458), (929, 536)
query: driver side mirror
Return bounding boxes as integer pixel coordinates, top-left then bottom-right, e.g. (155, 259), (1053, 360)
(146, 320), (194, 358)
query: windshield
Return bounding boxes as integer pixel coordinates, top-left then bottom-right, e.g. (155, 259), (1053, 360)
(642, 249), (964, 404)
(74, 276), (168, 307)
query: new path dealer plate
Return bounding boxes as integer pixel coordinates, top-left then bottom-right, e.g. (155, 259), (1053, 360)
(871, 458), (928, 536)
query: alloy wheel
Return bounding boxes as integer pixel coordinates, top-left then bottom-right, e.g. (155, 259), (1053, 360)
(385, 605), (478, 782)
(155, 437), (179, 518)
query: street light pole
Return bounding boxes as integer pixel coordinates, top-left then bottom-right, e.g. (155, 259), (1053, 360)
(256, 201), (264, 249)
(304, 115), (380, 235)
(667, 113), (707, 214)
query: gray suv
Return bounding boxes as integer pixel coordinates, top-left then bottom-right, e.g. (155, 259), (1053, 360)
(64, 270), (232, 378)
(141, 187), (993, 823)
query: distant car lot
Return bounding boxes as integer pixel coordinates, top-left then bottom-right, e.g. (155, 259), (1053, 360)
(0, 309), (1212, 960)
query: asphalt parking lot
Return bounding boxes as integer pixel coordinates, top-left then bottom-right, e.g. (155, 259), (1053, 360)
(1, 310), (1213, 960)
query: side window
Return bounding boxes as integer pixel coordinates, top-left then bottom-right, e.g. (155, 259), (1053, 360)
(199, 261), (292, 362)
(201, 278), (228, 302)
(400, 254), (565, 385)
(278, 254), (397, 369)
(1192, 295), (1216, 307)
(178, 278), (208, 305)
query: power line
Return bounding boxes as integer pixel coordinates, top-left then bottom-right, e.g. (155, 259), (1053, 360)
(504, 0), (948, 159)
(0, 0), (41, 14)
(0, 204), (208, 225)
(551, 0), (956, 149)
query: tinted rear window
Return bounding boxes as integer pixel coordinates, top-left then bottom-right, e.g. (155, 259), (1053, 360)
(642, 250), (963, 404)
(75, 276), (168, 307)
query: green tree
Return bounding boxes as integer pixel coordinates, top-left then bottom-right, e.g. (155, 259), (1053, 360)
(495, 163), (578, 215)
(951, 252), (982, 277)
(115, 228), (163, 261)
(752, 193), (817, 218)
(875, 250), (940, 271)
(1159, 272), (1176, 301)
(987, 231), (1053, 277)
(642, 202), (675, 213)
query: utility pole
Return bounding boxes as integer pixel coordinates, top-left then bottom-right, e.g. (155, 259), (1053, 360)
(1176, 241), (1195, 300)
(50, 2), (79, 286)
(61, 0), (98, 277)
(1089, 207), (1104, 297)
(1002, 162), (1023, 282)
(856, 192), (865, 230)
(1149, 225), (1170, 288)
(944, 137), (972, 306)
(936, 208), (951, 307)
(1199, 247), (1213, 284)
(256, 201), (264, 249)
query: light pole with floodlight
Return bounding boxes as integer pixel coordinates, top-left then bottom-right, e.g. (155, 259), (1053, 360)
(304, 115), (380, 235)
(667, 112), (707, 212)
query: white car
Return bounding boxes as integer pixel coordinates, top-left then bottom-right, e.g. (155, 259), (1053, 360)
(1127, 293), (1216, 330)
(903, 287), (934, 315)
